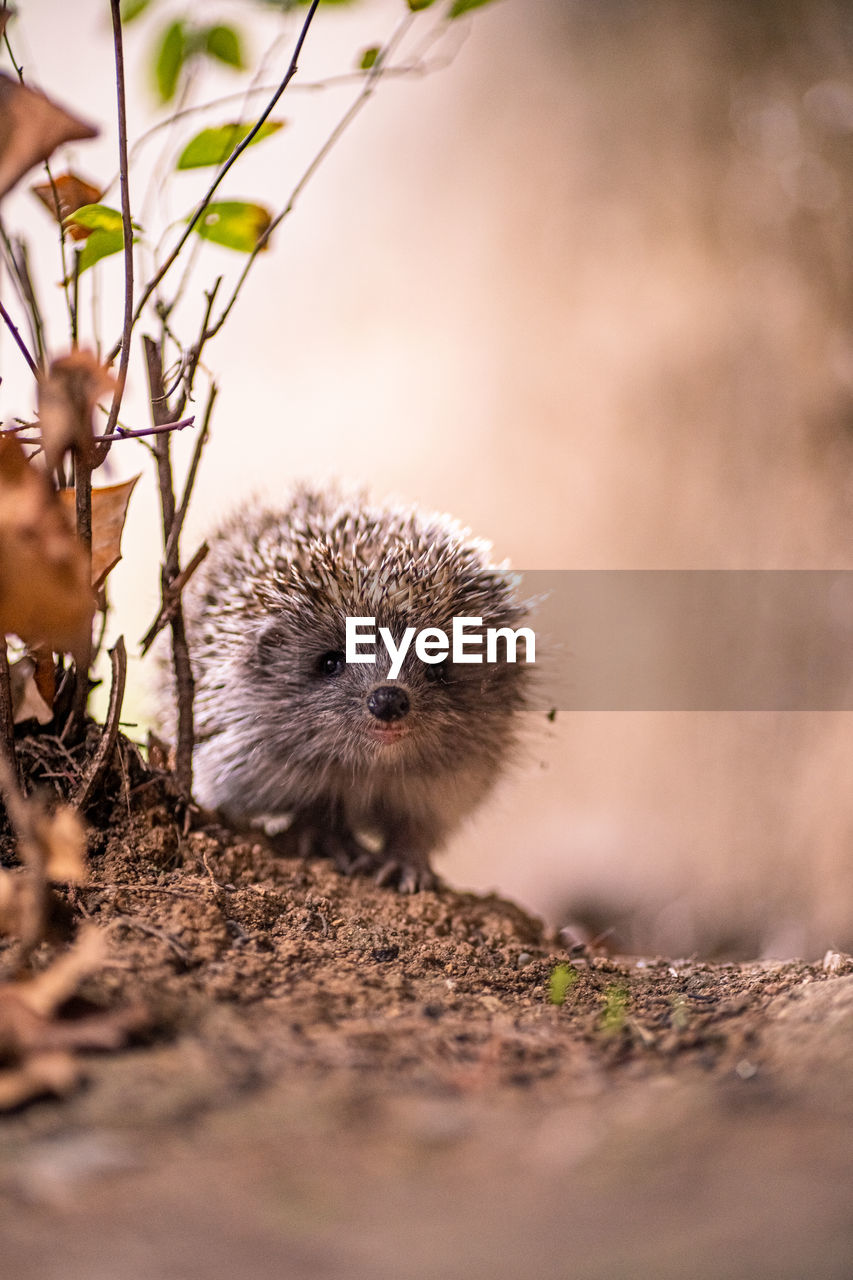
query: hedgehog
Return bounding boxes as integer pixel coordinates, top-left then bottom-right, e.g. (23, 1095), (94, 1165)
(178, 486), (532, 892)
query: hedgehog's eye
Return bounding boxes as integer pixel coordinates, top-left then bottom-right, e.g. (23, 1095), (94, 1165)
(425, 660), (449, 685)
(315, 650), (345, 677)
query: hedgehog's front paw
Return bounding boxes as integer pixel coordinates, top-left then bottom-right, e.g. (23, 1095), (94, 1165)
(373, 855), (439, 894)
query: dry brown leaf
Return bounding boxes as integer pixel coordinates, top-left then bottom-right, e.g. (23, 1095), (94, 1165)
(0, 1050), (80, 1109)
(14, 923), (105, 1019)
(9, 654), (53, 724)
(58, 473), (140, 589)
(0, 868), (28, 937)
(0, 10), (15, 41)
(33, 806), (87, 884)
(0, 72), (97, 201)
(30, 171), (101, 239)
(31, 644), (56, 706)
(38, 349), (116, 472)
(0, 436), (95, 656)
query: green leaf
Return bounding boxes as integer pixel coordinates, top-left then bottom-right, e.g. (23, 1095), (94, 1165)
(120, 0), (151, 22)
(64, 203), (124, 233)
(76, 228), (125, 274)
(204, 24), (245, 69)
(192, 201), (272, 253)
(448, 0), (499, 15)
(359, 46), (380, 71)
(176, 121), (284, 170)
(155, 20), (187, 102)
(408, 0), (437, 10)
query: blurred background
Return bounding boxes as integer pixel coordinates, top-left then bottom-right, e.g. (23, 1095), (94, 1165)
(4, 0), (853, 958)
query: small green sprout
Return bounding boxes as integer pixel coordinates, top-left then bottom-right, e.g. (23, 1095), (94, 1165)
(600, 984), (629, 1033)
(548, 962), (578, 1006)
(670, 994), (690, 1031)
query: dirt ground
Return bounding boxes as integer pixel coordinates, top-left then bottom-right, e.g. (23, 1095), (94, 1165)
(1, 745), (852, 1280)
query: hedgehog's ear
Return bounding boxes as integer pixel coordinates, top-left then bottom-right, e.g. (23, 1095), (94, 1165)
(251, 617), (287, 669)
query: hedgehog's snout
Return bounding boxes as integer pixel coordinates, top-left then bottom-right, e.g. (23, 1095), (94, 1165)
(366, 684), (410, 723)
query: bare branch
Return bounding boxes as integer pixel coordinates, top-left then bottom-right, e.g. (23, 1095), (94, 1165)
(101, 0), (134, 450)
(0, 298), (38, 376)
(0, 226), (46, 367)
(67, 447), (94, 736)
(100, 414), (195, 443)
(105, 0), (322, 365)
(143, 335), (177, 541)
(209, 12), (415, 340)
(165, 385), (217, 567)
(174, 276), (221, 422)
(0, 641), (16, 775)
(112, 58), (447, 189)
(10, 415), (196, 447)
(139, 541), (209, 656)
(143, 336), (196, 798)
(73, 636), (127, 811)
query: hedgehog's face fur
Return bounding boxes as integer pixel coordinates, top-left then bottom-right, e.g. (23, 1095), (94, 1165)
(184, 487), (532, 827)
(243, 562), (529, 778)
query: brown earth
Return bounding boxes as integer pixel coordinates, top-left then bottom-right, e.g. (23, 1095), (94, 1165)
(1, 744), (852, 1280)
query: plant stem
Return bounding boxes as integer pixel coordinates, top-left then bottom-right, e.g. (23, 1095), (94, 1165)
(0, 298), (38, 376)
(0, 640), (17, 778)
(105, 0), (322, 364)
(102, 0), (135, 452)
(143, 335), (195, 799)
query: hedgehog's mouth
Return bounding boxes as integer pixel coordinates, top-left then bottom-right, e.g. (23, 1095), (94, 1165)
(367, 724), (410, 747)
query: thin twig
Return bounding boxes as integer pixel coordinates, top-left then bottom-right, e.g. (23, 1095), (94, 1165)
(174, 277), (221, 422)
(143, 336), (195, 798)
(0, 640), (16, 776)
(9, 0), (77, 336)
(112, 59), (441, 186)
(105, 0), (322, 365)
(139, 541), (209, 655)
(106, 914), (190, 965)
(209, 12), (415, 339)
(68, 446), (94, 733)
(43, 161), (75, 335)
(0, 299), (38, 376)
(102, 414), (196, 442)
(86, 882), (199, 901)
(0, 229), (46, 367)
(165, 385), (217, 565)
(73, 637), (127, 811)
(101, 0), (134, 450)
(143, 336), (177, 537)
(10, 416), (196, 447)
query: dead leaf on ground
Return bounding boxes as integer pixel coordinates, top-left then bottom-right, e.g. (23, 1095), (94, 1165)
(9, 654), (53, 724)
(0, 926), (145, 1110)
(34, 805), (88, 884)
(58, 473), (140, 590)
(38, 349), (116, 472)
(0, 1049), (79, 1109)
(15, 923), (104, 1017)
(0, 435), (95, 656)
(0, 72), (97, 201)
(0, 868), (31, 938)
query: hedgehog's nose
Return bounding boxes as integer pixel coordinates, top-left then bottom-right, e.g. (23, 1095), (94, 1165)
(367, 685), (410, 722)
